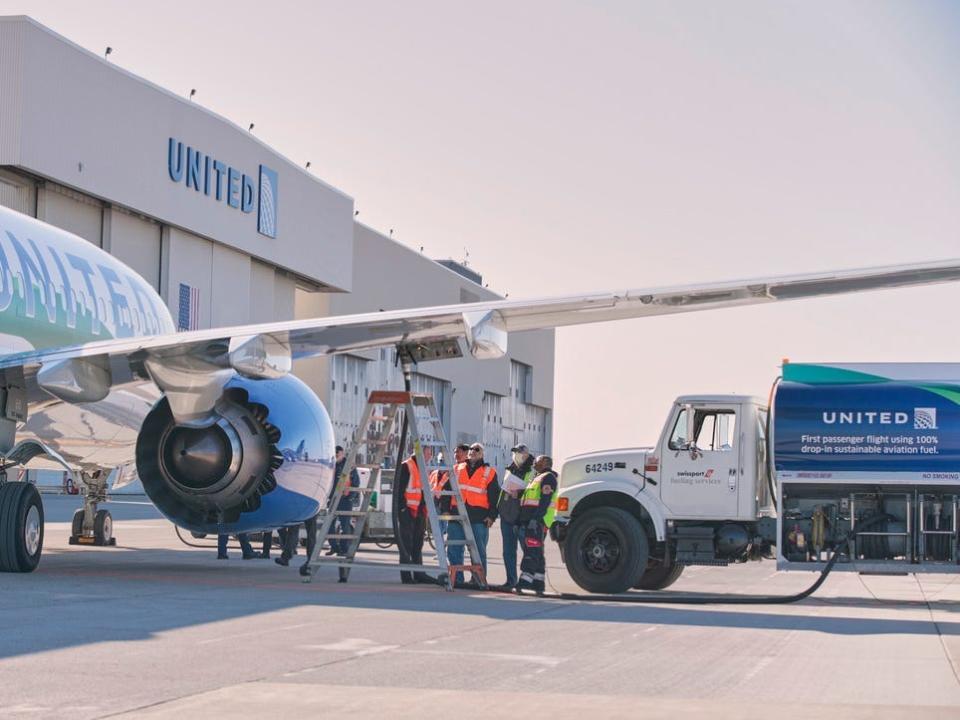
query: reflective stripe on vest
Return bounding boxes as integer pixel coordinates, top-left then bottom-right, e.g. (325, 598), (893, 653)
(520, 472), (557, 527)
(403, 458), (423, 512)
(454, 463), (496, 508)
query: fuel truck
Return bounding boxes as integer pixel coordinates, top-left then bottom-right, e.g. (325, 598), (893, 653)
(550, 363), (960, 594)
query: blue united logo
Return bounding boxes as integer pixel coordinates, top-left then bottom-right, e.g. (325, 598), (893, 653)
(258, 165), (278, 238)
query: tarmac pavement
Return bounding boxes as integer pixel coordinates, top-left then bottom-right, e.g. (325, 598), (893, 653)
(1, 495), (959, 718)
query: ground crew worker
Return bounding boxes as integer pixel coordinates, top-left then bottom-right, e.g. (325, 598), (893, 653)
(259, 531), (274, 558)
(431, 443), (469, 537)
(277, 445), (346, 568)
(324, 446), (352, 557)
(395, 444), (437, 584)
(216, 532), (256, 560)
(516, 455), (558, 596)
(447, 442), (498, 587)
(496, 443), (536, 590)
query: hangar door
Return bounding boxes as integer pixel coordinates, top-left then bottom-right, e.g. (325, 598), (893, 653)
(501, 361), (551, 458)
(42, 184), (103, 246)
(109, 209), (161, 291)
(0, 170), (36, 216)
(330, 354), (370, 449)
(332, 351), (451, 461)
(519, 404), (549, 457)
(482, 392), (507, 473)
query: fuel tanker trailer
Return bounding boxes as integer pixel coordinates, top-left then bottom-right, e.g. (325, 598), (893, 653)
(550, 363), (960, 594)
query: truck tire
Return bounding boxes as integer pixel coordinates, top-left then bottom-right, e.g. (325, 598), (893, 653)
(566, 507), (648, 594)
(634, 562), (684, 590)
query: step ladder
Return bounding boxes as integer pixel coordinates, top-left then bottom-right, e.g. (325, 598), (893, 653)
(302, 390), (486, 590)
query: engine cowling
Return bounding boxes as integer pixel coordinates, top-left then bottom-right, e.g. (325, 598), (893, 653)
(136, 374), (335, 534)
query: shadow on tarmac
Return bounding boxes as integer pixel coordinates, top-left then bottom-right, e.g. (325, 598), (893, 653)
(1, 541), (958, 662)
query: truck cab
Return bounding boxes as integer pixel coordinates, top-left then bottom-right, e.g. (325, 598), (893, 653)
(551, 394), (776, 594)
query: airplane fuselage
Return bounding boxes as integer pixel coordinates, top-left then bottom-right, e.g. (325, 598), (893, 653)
(0, 206), (174, 355)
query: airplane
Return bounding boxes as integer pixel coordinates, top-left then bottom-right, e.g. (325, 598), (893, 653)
(0, 202), (959, 572)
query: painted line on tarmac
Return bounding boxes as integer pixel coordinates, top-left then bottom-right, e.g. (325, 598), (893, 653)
(397, 648), (566, 667)
(297, 638), (399, 656)
(198, 622), (316, 646)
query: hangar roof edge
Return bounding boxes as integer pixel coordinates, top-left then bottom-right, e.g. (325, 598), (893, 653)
(0, 15), (353, 203)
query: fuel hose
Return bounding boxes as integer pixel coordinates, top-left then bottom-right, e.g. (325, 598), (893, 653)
(504, 514), (895, 605)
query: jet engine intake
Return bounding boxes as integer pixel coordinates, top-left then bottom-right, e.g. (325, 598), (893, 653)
(136, 374), (334, 534)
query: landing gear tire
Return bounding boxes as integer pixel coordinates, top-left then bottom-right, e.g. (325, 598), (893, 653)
(0, 482), (44, 573)
(566, 507), (648, 594)
(634, 562), (684, 590)
(94, 509), (113, 545)
(70, 507), (116, 546)
(71, 508), (84, 539)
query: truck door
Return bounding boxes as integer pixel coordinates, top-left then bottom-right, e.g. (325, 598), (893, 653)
(660, 403), (741, 519)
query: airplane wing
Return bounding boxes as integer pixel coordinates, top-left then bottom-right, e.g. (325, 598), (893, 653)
(3, 258), (960, 422)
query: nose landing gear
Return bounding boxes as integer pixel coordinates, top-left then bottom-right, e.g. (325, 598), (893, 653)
(69, 471), (115, 546)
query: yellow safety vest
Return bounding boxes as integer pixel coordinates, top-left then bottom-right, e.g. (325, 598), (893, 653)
(520, 472), (557, 527)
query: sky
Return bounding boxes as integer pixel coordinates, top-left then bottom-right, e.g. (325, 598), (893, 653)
(2, 0), (960, 458)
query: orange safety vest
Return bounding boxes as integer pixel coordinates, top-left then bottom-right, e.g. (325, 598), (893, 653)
(453, 462), (497, 509)
(429, 469), (447, 497)
(403, 457), (424, 515)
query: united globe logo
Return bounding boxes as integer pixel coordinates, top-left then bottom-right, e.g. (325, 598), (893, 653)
(257, 165), (278, 238)
(914, 408), (937, 430)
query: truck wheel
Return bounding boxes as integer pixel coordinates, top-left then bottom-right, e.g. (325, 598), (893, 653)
(634, 563), (684, 590)
(566, 507), (648, 594)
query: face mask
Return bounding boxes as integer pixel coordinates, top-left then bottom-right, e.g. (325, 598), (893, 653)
(512, 452), (527, 467)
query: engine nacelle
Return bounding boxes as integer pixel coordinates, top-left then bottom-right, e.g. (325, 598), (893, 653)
(136, 374), (335, 534)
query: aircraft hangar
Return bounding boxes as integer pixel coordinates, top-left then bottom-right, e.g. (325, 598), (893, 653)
(0, 15), (554, 473)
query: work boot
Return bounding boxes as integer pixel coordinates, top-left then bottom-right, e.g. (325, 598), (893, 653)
(274, 557), (289, 567)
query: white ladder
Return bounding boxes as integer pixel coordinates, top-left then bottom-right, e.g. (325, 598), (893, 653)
(302, 390), (485, 590)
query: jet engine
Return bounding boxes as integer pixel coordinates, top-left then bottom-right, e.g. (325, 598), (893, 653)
(136, 374), (335, 534)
